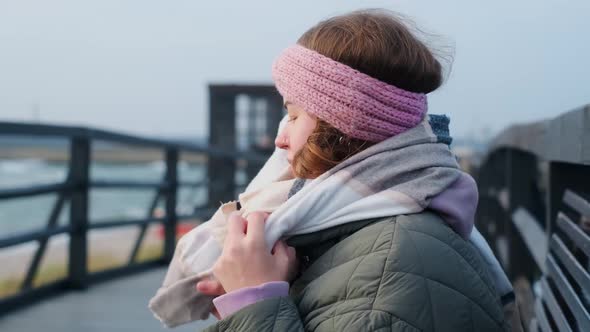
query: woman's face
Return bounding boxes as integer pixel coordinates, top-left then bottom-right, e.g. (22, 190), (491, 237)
(274, 101), (317, 164)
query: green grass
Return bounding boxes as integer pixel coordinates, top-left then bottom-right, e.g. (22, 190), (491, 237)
(0, 277), (21, 298)
(135, 241), (163, 263)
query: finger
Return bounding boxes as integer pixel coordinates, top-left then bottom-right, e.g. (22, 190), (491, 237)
(196, 279), (225, 296)
(245, 212), (268, 247)
(195, 280), (209, 293)
(227, 211), (246, 240)
(196, 279), (219, 295)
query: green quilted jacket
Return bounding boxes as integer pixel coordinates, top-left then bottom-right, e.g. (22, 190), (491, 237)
(203, 212), (509, 331)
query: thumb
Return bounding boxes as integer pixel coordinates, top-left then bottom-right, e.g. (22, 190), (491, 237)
(276, 242), (297, 267)
(272, 240), (293, 263)
(272, 241), (298, 280)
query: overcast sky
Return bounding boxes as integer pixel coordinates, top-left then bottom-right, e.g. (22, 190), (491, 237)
(0, 0), (588, 140)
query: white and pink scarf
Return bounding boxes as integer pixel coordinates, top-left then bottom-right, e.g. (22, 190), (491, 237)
(149, 115), (512, 328)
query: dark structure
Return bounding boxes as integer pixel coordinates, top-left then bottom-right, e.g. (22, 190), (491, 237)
(208, 84), (284, 204)
(0, 84), (282, 316)
(476, 104), (590, 331)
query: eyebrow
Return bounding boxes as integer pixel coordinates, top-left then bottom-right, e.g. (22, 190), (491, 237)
(283, 101), (292, 108)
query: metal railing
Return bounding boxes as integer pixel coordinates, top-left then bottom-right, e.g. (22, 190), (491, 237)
(0, 121), (268, 315)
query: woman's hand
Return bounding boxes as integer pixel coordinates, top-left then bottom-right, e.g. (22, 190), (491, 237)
(196, 276), (225, 319)
(212, 211), (298, 293)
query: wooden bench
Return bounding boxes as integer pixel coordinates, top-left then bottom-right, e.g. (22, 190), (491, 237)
(530, 190), (590, 332)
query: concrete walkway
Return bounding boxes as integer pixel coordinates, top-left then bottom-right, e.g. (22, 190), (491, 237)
(0, 268), (217, 332)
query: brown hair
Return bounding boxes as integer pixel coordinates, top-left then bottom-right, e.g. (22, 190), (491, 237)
(291, 9), (445, 179)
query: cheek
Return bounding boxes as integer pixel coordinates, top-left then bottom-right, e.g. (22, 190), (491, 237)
(290, 124), (314, 152)
(289, 136), (307, 154)
(283, 114), (316, 158)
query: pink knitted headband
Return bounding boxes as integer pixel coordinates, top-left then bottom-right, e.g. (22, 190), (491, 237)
(271, 44), (428, 142)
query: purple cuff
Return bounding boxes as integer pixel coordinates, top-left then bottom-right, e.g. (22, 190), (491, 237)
(213, 281), (290, 319)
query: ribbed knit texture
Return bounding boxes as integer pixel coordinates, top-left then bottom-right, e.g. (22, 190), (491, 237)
(272, 44), (428, 142)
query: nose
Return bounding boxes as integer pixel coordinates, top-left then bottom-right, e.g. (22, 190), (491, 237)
(275, 132), (288, 150)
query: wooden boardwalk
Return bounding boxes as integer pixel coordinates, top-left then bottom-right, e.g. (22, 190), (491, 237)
(0, 268), (216, 332)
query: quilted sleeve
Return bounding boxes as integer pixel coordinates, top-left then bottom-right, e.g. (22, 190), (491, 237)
(202, 296), (304, 332)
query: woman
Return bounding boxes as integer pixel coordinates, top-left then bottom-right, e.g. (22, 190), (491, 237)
(192, 9), (518, 332)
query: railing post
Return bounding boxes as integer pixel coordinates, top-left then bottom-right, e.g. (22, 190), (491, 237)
(163, 148), (178, 262)
(506, 149), (542, 281)
(208, 87), (236, 206)
(68, 137), (90, 289)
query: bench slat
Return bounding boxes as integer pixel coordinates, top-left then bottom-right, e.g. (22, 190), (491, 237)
(546, 255), (590, 331)
(557, 212), (590, 259)
(551, 234), (590, 293)
(564, 190), (590, 218)
(534, 297), (554, 332)
(540, 278), (573, 332)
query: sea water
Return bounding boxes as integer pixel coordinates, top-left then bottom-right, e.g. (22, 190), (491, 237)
(0, 158), (208, 237)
